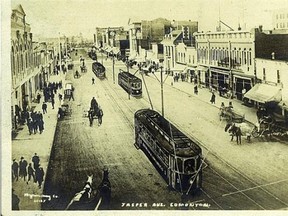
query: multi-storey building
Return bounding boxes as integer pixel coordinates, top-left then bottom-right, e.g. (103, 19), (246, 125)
(95, 27), (129, 56)
(194, 29), (255, 100)
(128, 18), (171, 58)
(11, 5), (54, 129)
(161, 20), (198, 72)
(272, 8), (288, 32)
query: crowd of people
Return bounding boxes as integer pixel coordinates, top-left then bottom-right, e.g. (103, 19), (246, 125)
(12, 153), (45, 189)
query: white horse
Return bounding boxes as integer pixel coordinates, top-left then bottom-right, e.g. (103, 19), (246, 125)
(225, 121), (255, 143)
(66, 174), (93, 210)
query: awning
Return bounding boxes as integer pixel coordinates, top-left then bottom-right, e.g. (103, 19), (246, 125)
(244, 83), (282, 103)
(111, 47), (120, 54)
(170, 64), (187, 72)
(196, 66), (208, 71)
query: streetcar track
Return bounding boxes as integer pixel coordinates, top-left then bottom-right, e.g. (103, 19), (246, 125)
(99, 59), (288, 209)
(137, 70), (288, 209)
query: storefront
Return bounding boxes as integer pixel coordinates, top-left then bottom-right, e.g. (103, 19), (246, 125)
(232, 71), (254, 101)
(210, 67), (230, 90)
(196, 65), (209, 87)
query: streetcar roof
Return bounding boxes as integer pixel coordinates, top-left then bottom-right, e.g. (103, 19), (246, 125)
(119, 71), (141, 82)
(135, 109), (202, 156)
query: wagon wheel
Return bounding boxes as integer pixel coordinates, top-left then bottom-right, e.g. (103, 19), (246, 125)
(251, 127), (260, 138)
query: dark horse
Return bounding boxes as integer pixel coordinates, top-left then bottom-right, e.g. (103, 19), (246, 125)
(96, 168), (111, 210)
(225, 122), (242, 144)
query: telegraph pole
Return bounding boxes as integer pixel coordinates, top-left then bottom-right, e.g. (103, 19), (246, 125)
(112, 51), (115, 84)
(160, 66), (164, 117)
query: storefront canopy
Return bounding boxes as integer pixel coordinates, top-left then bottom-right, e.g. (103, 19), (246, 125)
(244, 83), (282, 103)
(170, 64), (187, 72)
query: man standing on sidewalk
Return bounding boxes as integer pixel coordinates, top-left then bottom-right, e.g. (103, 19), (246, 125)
(42, 102), (47, 114)
(35, 165), (45, 189)
(12, 159), (19, 181)
(27, 163), (35, 184)
(92, 77), (95, 85)
(32, 153), (40, 170)
(51, 97), (55, 109)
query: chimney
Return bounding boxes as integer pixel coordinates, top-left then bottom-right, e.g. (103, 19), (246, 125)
(271, 52), (275, 60)
(259, 25), (263, 32)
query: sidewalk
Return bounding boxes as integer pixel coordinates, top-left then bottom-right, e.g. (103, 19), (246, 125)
(11, 74), (63, 210)
(144, 70), (258, 125)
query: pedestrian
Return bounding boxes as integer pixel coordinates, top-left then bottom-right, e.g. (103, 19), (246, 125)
(210, 92), (216, 104)
(42, 101), (47, 114)
(39, 118), (44, 134)
(27, 163), (35, 184)
(92, 77), (95, 85)
(12, 159), (19, 181)
(19, 156), (28, 181)
(12, 189), (20, 210)
(51, 97), (55, 109)
(58, 93), (63, 102)
(228, 101), (233, 109)
(98, 106), (103, 126)
(194, 85), (198, 95)
(32, 153), (40, 170)
(69, 87), (75, 101)
(37, 93), (41, 103)
(35, 165), (45, 189)
(27, 118), (33, 135)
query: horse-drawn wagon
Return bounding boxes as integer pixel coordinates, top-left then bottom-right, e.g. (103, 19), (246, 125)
(219, 106), (245, 123)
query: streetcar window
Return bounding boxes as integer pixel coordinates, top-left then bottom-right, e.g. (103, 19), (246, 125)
(176, 158), (183, 172)
(184, 159), (195, 173)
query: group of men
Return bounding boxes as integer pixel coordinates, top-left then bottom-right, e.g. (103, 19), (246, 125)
(26, 110), (45, 135)
(12, 153), (45, 189)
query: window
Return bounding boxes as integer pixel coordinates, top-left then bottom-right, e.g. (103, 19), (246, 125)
(263, 68), (266, 81)
(277, 70), (280, 83)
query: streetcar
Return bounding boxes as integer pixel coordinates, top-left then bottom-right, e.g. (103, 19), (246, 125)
(134, 109), (203, 194)
(92, 62), (106, 79)
(118, 70), (142, 97)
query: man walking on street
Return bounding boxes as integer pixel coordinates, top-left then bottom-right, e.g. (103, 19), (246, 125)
(42, 102), (47, 114)
(35, 165), (45, 189)
(27, 163), (35, 184)
(32, 153), (40, 170)
(92, 77), (95, 85)
(19, 156), (28, 181)
(51, 97), (55, 109)
(12, 159), (19, 181)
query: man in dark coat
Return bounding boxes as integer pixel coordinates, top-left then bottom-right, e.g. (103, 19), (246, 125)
(35, 165), (45, 188)
(27, 163), (35, 184)
(19, 157), (28, 181)
(32, 153), (40, 170)
(37, 93), (41, 103)
(12, 159), (19, 181)
(42, 102), (47, 114)
(90, 97), (98, 110)
(51, 97), (55, 109)
(12, 189), (20, 210)
(27, 118), (33, 135)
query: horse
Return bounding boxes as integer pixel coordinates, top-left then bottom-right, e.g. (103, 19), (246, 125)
(65, 174), (94, 210)
(96, 168), (111, 210)
(225, 122), (254, 144)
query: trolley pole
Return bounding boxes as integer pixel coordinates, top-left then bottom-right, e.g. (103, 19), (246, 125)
(112, 52), (115, 84)
(160, 66), (164, 117)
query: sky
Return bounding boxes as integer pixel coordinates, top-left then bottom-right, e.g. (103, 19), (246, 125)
(6, 0), (288, 39)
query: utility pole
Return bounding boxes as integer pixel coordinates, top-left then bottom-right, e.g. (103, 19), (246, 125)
(112, 51), (115, 84)
(160, 66), (164, 117)
(58, 32), (62, 74)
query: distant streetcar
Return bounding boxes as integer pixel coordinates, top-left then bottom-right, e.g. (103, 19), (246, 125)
(92, 62), (106, 79)
(118, 70), (142, 97)
(134, 109), (203, 194)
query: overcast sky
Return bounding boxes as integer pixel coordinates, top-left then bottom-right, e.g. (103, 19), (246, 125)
(7, 0), (288, 39)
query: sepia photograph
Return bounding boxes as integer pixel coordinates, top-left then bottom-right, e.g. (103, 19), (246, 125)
(1, 0), (288, 215)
